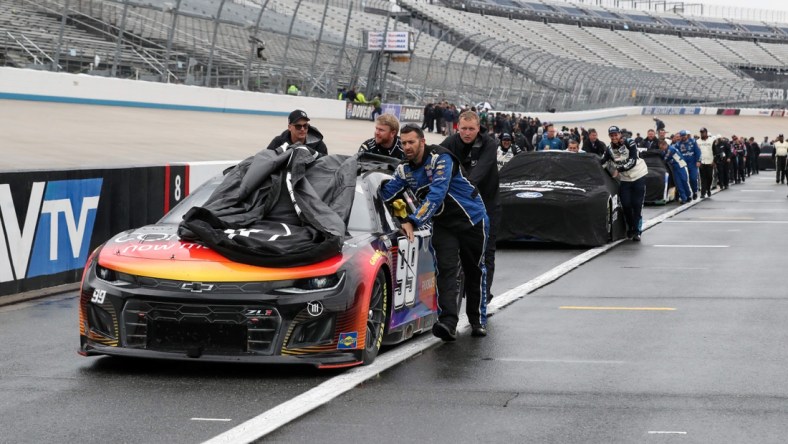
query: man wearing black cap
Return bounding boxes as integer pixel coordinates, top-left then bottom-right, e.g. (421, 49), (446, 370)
(266, 109), (328, 156)
(601, 126), (648, 241)
(496, 132), (523, 169)
(774, 134), (788, 184)
(697, 128), (715, 198)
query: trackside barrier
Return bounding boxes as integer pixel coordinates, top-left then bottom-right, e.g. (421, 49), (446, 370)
(0, 161), (234, 299)
(345, 102), (424, 123)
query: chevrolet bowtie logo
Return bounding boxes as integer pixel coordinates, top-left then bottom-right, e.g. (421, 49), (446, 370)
(181, 282), (214, 293)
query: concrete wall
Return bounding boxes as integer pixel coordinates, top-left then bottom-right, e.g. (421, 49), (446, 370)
(0, 67), (346, 119)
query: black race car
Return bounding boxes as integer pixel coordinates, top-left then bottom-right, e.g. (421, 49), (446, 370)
(78, 154), (438, 369)
(640, 150), (673, 205)
(498, 151), (627, 247)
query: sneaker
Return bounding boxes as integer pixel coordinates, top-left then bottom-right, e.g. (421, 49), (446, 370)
(471, 325), (488, 337)
(632, 234), (641, 242)
(692, 193), (698, 200)
(432, 322), (457, 342)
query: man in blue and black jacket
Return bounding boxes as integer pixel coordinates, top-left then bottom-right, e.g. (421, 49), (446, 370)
(380, 125), (489, 340)
(677, 130), (702, 200)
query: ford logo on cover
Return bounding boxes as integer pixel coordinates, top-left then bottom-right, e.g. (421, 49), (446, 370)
(516, 192), (543, 199)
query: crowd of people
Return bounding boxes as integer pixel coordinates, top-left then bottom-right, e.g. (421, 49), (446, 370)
(265, 107), (787, 342)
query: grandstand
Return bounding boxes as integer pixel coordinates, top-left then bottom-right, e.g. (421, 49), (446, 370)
(1, 0), (788, 111)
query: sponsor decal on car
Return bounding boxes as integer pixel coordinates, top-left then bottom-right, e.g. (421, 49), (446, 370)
(516, 192), (543, 199)
(306, 301), (324, 317)
(337, 332), (358, 349)
(501, 180), (587, 193)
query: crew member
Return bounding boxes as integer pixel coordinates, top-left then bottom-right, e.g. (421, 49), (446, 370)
(697, 128), (715, 198)
(713, 136), (731, 190)
(358, 114), (404, 160)
(601, 126), (648, 241)
(774, 134), (788, 184)
(441, 111), (499, 303)
(661, 138), (691, 204)
(582, 128), (606, 157)
(639, 129), (660, 151)
(266, 109), (328, 156)
(496, 133), (523, 169)
(677, 130), (701, 200)
(537, 124), (564, 151)
(380, 125), (489, 340)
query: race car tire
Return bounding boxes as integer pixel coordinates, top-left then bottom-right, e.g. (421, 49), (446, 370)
(362, 269), (388, 365)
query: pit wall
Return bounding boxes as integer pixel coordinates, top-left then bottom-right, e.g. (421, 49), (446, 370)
(0, 161), (235, 298)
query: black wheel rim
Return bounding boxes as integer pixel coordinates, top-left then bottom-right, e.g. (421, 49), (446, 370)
(366, 276), (385, 351)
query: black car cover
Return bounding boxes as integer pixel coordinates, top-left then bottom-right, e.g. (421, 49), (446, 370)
(498, 151), (623, 246)
(178, 146), (357, 267)
(640, 150), (670, 203)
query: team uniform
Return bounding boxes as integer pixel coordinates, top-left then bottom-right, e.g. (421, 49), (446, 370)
(678, 135), (702, 198)
(601, 136), (648, 238)
(731, 140), (747, 184)
(664, 144), (692, 203)
(696, 135), (715, 198)
(496, 143), (523, 169)
(358, 136), (405, 160)
(380, 145), (489, 334)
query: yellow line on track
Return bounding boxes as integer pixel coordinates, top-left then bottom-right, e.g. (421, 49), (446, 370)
(559, 306), (676, 311)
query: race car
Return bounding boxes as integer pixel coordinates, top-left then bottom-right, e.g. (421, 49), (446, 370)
(78, 153), (437, 369)
(640, 150), (674, 205)
(498, 151), (627, 246)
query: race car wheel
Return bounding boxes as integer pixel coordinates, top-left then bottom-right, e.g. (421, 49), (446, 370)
(362, 270), (388, 365)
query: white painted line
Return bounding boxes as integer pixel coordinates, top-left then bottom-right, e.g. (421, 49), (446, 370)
(648, 431), (687, 435)
(191, 418), (233, 422)
(494, 358), (627, 364)
(202, 190), (708, 444)
(653, 245), (729, 248)
(666, 220), (788, 224)
(739, 189), (774, 192)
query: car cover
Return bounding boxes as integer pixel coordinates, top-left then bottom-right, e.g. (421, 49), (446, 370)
(178, 146), (357, 267)
(498, 152), (622, 246)
(641, 150), (670, 203)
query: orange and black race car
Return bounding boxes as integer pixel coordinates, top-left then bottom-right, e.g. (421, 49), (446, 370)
(78, 155), (437, 368)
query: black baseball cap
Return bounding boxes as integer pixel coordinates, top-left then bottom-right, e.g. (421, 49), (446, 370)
(501, 133), (512, 140)
(608, 126), (620, 134)
(288, 109), (310, 124)
(699, 127), (708, 132)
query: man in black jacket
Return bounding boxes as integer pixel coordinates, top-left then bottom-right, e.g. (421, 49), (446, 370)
(440, 111), (499, 302)
(639, 129), (660, 152)
(582, 128), (606, 157)
(266, 109), (328, 156)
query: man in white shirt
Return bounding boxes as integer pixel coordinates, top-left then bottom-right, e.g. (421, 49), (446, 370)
(774, 134), (788, 185)
(697, 128), (716, 198)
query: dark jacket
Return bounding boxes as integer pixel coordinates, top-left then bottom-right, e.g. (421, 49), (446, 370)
(583, 138), (607, 156)
(266, 126), (328, 156)
(638, 136), (660, 152)
(440, 127), (500, 210)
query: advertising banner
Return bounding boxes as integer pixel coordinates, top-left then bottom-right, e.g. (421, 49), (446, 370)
(346, 102), (423, 123)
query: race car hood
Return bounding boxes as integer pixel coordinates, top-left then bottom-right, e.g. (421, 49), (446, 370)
(97, 224), (352, 282)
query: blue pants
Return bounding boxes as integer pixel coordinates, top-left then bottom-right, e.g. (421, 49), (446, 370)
(686, 165), (699, 194)
(620, 177), (647, 235)
(670, 164), (691, 202)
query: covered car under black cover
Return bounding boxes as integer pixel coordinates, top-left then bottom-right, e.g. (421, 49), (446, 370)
(640, 150), (671, 204)
(178, 146), (357, 267)
(498, 151), (625, 246)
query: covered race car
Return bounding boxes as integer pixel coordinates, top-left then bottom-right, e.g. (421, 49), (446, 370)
(640, 150), (674, 205)
(498, 151), (626, 247)
(78, 152), (437, 369)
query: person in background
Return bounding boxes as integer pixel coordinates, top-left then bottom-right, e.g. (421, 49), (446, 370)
(638, 129), (660, 152)
(537, 124), (564, 151)
(713, 135), (731, 190)
(696, 128), (715, 198)
(371, 94), (383, 121)
(730, 135), (747, 184)
(265, 109), (328, 156)
(773, 133), (788, 184)
(662, 138), (692, 204)
(380, 125), (489, 340)
(582, 128), (606, 157)
(358, 114), (404, 160)
(601, 126), (648, 241)
(677, 130), (701, 199)
(496, 133), (523, 169)
(566, 139), (583, 153)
